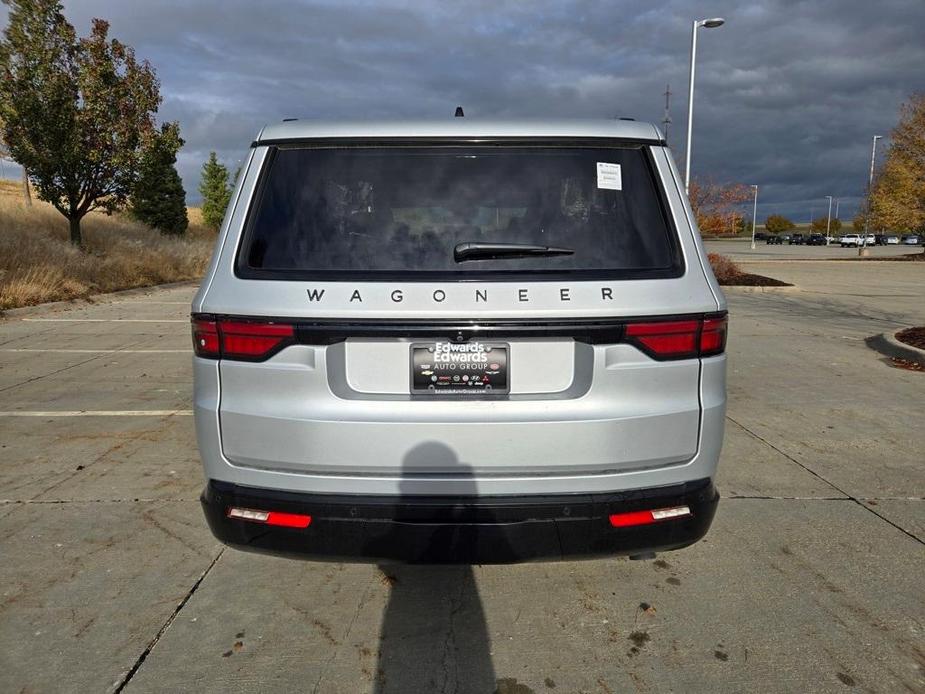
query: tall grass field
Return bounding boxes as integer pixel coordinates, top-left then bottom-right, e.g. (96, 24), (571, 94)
(0, 179), (214, 311)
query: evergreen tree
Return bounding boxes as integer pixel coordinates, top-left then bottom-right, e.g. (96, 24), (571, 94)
(131, 122), (188, 235)
(199, 152), (231, 231)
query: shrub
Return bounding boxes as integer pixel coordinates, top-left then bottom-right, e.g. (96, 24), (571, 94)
(707, 253), (742, 283)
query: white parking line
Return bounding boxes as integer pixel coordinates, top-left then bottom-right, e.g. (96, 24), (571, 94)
(0, 349), (190, 353)
(112, 301), (190, 305)
(0, 410), (193, 417)
(21, 318), (187, 323)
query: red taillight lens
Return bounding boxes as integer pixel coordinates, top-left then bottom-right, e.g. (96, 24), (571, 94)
(700, 316), (727, 357)
(220, 321), (294, 360)
(192, 319), (220, 358)
(624, 315), (727, 360)
(266, 511), (313, 528)
(625, 320), (700, 359)
(227, 507), (312, 529)
(191, 317), (295, 361)
(609, 505), (692, 528)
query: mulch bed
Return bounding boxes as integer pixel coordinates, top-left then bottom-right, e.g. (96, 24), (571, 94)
(718, 272), (792, 287)
(896, 326), (925, 350)
(890, 357), (925, 373)
(856, 252), (925, 262)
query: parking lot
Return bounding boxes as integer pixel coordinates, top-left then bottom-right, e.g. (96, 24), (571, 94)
(1, 260), (923, 693)
(705, 238), (920, 262)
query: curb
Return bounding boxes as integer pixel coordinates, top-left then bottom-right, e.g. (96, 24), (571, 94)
(866, 331), (925, 367)
(721, 284), (799, 293)
(735, 258), (918, 264)
(0, 280), (199, 320)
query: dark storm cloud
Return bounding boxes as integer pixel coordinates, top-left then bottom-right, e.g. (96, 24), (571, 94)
(3, 0), (924, 218)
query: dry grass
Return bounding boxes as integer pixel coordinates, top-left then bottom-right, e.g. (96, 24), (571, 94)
(0, 179), (215, 311)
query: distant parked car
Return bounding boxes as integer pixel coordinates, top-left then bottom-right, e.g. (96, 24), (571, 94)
(789, 233), (806, 245)
(806, 234), (826, 246)
(754, 232), (769, 241)
(766, 235), (783, 245)
(902, 234), (922, 246)
(884, 235), (900, 245)
(840, 234), (862, 247)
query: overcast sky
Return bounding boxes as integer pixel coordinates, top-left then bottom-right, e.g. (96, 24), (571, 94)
(2, 0), (924, 220)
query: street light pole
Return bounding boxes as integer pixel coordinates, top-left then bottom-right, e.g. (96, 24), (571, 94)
(750, 184), (759, 250)
(683, 17), (725, 193)
(861, 135), (882, 255)
(825, 195), (833, 244)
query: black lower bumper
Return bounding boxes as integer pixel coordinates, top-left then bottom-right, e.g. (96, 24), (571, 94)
(201, 478), (718, 564)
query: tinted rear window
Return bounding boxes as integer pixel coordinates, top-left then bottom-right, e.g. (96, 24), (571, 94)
(239, 143), (681, 280)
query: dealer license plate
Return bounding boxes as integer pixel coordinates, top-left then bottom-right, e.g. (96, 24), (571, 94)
(410, 341), (509, 395)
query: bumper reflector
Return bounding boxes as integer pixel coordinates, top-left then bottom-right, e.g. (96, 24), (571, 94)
(609, 505), (692, 528)
(227, 507), (312, 529)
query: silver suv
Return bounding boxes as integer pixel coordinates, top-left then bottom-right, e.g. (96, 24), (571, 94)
(192, 119), (727, 563)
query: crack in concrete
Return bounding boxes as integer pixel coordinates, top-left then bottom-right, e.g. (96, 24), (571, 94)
(0, 335), (151, 396)
(0, 321), (61, 345)
(438, 573), (467, 694)
(111, 548), (225, 693)
(310, 574), (375, 694)
(726, 415), (925, 546)
(26, 418), (173, 502)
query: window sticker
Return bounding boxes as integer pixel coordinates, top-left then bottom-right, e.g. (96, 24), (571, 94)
(596, 162), (622, 190)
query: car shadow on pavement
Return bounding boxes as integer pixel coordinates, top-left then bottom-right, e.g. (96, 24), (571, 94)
(370, 441), (499, 693)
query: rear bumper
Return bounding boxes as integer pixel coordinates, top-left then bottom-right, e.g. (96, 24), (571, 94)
(201, 477), (719, 564)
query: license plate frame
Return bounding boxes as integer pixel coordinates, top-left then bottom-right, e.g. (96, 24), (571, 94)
(410, 341), (509, 396)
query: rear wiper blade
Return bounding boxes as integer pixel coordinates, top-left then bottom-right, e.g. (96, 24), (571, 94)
(454, 242), (575, 263)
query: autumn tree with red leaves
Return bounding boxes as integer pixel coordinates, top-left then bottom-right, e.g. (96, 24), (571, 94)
(687, 178), (752, 236)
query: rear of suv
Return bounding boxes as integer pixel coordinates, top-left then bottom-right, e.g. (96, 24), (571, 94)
(193, 119), (727, 563)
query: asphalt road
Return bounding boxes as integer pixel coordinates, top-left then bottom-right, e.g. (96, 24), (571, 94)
(1, 261), (923, 694)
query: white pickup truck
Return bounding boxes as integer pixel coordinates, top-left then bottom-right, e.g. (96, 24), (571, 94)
(840, 233), (875, 247)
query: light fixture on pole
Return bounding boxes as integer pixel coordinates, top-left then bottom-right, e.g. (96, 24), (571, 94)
(683, 17), (725, 193)
(750, 185), (759, 250)
(861, 135), (882, 255)
(825, 195), (833, 245)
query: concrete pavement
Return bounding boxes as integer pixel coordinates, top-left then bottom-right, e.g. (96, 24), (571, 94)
(0, 266), (923, 693)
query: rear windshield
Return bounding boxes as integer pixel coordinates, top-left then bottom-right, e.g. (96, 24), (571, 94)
(238, 143), (681, 280)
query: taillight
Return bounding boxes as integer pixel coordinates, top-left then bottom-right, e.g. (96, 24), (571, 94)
(609, 505), (692, 528)
(228, 507), (312, 529)
(625, 320), (700, 359)
(220, 321), (294, 360)
(624, 314), (727, 360)
(192, 319), (220, 358)
(191, 317), (295, 361)
(700, 315), (727, 357)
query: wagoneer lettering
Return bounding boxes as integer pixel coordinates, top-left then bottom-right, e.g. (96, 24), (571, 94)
(304, 285), (656, 305)
(193, 118), (726, 564)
